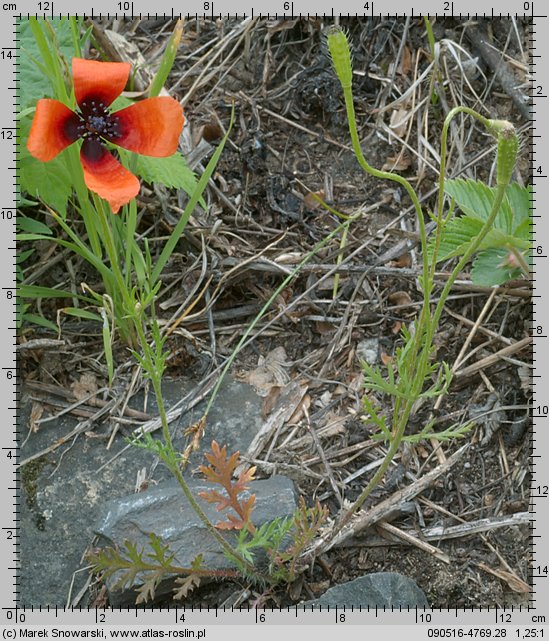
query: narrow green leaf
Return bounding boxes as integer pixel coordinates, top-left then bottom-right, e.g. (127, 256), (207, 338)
(19, 284), (74, 299)
(61, 307), (102, 322)
(149, 19), (183, 97)
(22, 313), (58, 332)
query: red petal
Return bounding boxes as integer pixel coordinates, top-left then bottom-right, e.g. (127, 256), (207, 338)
(80, 139), (139, 214)
(73, 58), (131, 108)
(113, 97), (184, 156)
(27, 99), (80, 161)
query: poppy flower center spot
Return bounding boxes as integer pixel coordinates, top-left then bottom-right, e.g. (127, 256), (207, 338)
(77, 100), (122, 141)
(88, 115), (108, 132)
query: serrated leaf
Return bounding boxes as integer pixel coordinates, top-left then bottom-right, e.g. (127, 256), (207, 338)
(173, 574), (201, 600)
(135, 152), (203, 200)
(444, 179), (510, 229)
(471, 248), (522, 286)
(444, 179), (530, 234)
(430, 179), (532, 287)
(431, 215), (484, 261)
(505, 182), (532, 228)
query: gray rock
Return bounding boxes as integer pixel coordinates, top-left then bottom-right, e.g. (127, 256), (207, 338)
(19, 376), (264, 606)
(303, 573), (429, 608)
(95, 476), (297, 605)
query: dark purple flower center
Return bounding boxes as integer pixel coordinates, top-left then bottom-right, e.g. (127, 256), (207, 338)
(76, 99), (122, 143)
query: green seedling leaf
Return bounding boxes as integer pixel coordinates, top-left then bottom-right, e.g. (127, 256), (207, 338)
(149, 19), (183, 98)
(19, 284), (75, 299)
(60, 307), (102, 322)
(18, 249), (35, 263)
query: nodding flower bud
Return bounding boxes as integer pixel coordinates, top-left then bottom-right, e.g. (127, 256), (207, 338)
(487, 119), (519, 186)
(326, 26), (353, 90)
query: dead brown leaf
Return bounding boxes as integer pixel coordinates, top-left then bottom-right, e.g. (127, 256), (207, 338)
(380, 352), (394, 367)
(303, 189), (326, 211)
(173, 574), (201, 600)
(476, 562), (530, 593)
(71, 373), (98, 401)
(288, 393), (311, 424)
(382, 152), (411, 172)
(398, 45), (413, 76)
(388, 291), (413, 307)
(30, 402), (44, 433)
(391, 320), (403, 334)
(389, 252), (413, 268)
(245, 346), (290, 396)
(388, 107), (411, 138)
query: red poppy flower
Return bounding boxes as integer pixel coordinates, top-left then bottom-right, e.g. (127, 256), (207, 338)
(27, 58), (185, 213)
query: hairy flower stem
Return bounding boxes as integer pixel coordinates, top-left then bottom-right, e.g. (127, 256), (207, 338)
(147, 365), (261, 580)
(94, 201), (262, 582)
(327, 27), (518, 541)
(333, 179), (509, 537)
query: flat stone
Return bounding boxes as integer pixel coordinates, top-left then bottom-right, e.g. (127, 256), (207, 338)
(95, 476), (297, 605)
(303, 573), (429, 608)
(19, 376), (264, 606)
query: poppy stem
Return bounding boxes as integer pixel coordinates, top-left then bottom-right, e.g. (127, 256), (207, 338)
(92, 196), (265, 581)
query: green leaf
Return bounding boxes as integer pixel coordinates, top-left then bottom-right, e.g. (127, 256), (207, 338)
(444, 179), (530, 234)
(135, 152), (202, 199)
(17, 216), (52, 235)
(470, 248), (523, 286)
(433, 216), (484, 261)
(444, 179), (510, 229)
(505, 182), (532, 228)
(19, 118), (73, 215)
(430, 179), (532, 287)
(61, 307), (102, 322)
(19, 18), (74, 111)
(149, 20), (183, 97)
(152, 108), (235, 283)
(17, 249), (35, 264)
(19, 284), (74, 299)
(22, 313), (58, 332)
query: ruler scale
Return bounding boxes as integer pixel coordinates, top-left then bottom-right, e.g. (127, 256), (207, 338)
(3, 1), (545, 633)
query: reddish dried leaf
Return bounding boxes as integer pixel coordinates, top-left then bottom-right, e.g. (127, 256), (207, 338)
(198, 440), (257, 531)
